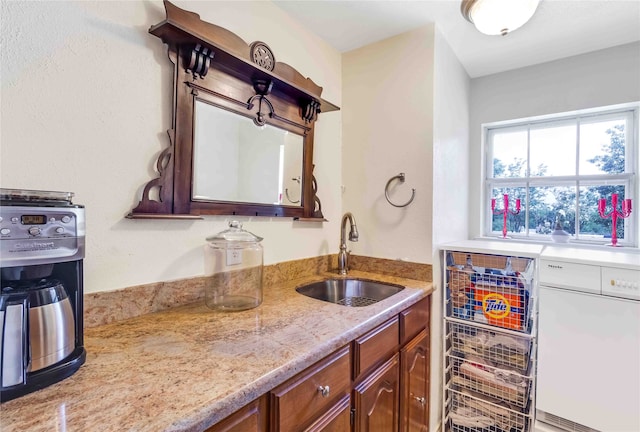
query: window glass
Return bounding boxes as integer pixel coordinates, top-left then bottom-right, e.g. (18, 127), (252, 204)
(530, 123), (576, 177)
(579, 119), (626, 175)
(491, 130), (527, 178)
(527, 185), (577, 235)
(484, 107), (637, 246)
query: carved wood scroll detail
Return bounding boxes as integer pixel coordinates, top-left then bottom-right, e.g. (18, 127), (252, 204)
(311, 166), (324, 219)
(130, 129), (175, 216)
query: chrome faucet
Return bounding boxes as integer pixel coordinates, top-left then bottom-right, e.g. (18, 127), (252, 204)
(338, 212), (359, 275)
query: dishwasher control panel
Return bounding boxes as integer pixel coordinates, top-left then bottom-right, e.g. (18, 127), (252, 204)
(540, 259), (640, 301)
(601, 267), (640, 301)
(539, 259), (601, 294)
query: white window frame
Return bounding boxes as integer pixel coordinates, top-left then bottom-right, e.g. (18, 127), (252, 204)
(483, 104), (639, 247)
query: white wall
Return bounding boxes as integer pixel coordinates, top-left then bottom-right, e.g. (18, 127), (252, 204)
(431, 27), (471, 432)
(469, 42), (640, 238)
(342, 26), (435, 265)
(0, 0), (342, 294)
(433, 30), (471, 249)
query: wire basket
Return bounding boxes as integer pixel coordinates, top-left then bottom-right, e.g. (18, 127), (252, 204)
(448, 320), (533, 374)
(445, 387), (532, 432)
(445, 253), (534, 333)
(447, 252), (532, 273)
(447, 354), (532, 409)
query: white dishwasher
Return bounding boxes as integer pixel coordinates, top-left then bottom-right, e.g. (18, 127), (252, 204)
(536, 247), (640, 432)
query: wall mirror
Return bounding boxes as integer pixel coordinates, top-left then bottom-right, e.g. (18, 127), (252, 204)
(192, 100), (303, 207)
(128, 1), (338, 220)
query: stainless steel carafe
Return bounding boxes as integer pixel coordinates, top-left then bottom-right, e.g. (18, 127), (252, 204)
(1, 275), (76, 388)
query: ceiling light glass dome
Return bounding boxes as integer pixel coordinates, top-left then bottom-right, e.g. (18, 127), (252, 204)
(461, 0), (541, 36)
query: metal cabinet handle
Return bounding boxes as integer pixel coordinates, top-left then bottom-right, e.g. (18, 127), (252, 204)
(318, 385), (330, 398)
(414, 396), (426, 406)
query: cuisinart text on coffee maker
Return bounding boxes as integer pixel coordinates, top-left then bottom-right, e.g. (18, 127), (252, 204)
(204, 221), (263, 311)
(0, 189), (86, 402)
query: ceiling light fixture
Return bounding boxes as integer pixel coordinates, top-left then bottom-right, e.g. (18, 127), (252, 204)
(461, 0), (540, 36)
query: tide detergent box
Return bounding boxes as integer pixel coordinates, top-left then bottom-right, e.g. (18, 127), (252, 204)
(472, 275), (529, 331)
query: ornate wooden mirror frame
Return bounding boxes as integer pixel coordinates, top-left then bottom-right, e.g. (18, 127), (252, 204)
(128, 1), (339, 220)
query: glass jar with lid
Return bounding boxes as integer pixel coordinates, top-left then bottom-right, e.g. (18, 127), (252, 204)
(204, 221), (263, 311)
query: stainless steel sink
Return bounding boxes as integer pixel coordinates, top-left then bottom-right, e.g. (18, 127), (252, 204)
(295, 278), (405, 307)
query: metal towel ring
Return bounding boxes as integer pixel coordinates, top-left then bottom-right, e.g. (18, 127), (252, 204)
(285, 176), (301, 204)
(384, 173), (416, 208)
(284, 188), (300, 204)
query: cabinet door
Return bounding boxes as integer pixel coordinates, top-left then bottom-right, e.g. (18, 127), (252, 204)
(205, 395), (268, 432)
(304, 395), (351, 432)
(353, 353), (400, 432)
(400, 330), (429, 432)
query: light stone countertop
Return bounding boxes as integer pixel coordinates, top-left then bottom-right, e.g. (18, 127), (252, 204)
(0, 270), (433, 432)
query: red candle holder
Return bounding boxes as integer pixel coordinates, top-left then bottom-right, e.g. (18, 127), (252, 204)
(491, 194), (521, 239)
(598, 193), (632, 247)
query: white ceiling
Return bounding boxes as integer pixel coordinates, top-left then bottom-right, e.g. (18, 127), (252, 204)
(273, 0), (640, 78)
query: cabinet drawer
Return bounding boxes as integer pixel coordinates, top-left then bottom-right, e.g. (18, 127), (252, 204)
(353, 316), (399, 380)
(205, 395), (268, 432)
(400, 296), (430, 345)
(271, 345), (351, 432)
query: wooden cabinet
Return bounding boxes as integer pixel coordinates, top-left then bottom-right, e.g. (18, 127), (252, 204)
(399, 296), (430, 432)
(206, 295), (431, 432)
(205, 395), (268, 432)
(351, 314), (401, 432)
(270, 345), (351, 431)
(352, 296), (430, 432)
(400, 330), (430, 432)
(353, 353), (400, 432)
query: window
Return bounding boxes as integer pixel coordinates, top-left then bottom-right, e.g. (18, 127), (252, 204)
(484, 106), (638, 246)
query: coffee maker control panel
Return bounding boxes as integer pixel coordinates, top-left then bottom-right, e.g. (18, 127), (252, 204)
(0, 206), (85, 267)
(0, 208), (82, 239)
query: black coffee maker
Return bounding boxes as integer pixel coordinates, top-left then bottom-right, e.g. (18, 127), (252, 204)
(0, 189), (86, 402)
